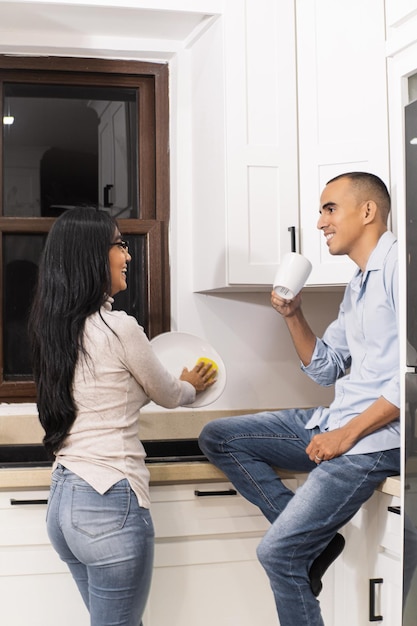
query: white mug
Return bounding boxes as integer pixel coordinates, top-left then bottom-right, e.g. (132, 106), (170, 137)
(273, 252), (312, 300)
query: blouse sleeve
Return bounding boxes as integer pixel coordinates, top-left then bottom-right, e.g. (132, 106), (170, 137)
(116, 315), (196, 408)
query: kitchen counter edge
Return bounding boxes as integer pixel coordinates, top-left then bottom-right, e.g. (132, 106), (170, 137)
(0, 463), (401, 498)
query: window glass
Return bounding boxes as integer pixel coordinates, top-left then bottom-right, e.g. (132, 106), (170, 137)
(3, 233), (45, 380)
(3, 233), (148, 380)
(3, 83), (139, 218)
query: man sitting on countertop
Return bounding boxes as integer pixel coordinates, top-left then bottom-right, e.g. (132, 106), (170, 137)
(199, 172), (400, 626)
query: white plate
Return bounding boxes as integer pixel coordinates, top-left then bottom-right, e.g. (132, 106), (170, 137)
(150, 331), (226, 408)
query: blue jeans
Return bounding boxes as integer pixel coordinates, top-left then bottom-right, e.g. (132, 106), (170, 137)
(47, 465), (154, 626)
(199, 410), (400, 626)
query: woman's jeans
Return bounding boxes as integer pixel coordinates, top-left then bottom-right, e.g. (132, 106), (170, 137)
(47, 465), (154, 626)
(199, 409), (400, 626)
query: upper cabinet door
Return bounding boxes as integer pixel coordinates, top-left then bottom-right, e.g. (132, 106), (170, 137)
(191, 0), (299, 292)
(224, 0), (299, 286)
(296, 0), (390, 287)
(191, 0), (389, 291)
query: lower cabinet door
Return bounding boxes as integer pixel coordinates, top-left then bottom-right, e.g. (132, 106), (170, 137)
(370, 552), (402, 624)
(142, 534), (335, 626)
(143, 535), (277, 625)
(0, 565), (89, 626)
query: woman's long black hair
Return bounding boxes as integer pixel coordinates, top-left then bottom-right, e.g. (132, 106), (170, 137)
(29, 207), (119, 457)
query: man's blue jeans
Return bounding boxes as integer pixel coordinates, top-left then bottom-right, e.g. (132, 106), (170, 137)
(199, 409), (400, 626)
(47, 465), (154, 626)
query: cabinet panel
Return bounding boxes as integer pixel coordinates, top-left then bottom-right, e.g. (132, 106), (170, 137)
(370, 494), (402, 624)
(296, 0), (389, 286)
(333, 492), (401, 625)
(144, 539), (278, 626)
(0, 489), (89, 626)
(0, 483), (400, 626)
(96, 101), (131, 216)
(0, 573), (89, 626)
(150, 481), (277, 538)
(0, 490), (50, 546)
(192, 0), (299, 291)
(192, 0), (389, 291)
(147, 484), (280, 625)
(224, 0), (299, 286)
(371, 552), (402, 624)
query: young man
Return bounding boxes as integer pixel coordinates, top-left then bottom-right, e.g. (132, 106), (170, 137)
(199, 172), (400, 626)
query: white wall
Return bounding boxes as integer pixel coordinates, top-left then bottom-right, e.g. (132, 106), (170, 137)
(170, 288), (341, 411)
(0, 0), (341, 416)
(167, 13), (340, 411)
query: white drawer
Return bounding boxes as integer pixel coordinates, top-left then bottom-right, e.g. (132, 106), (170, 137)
(378, 494), (401, 555)
(0, 489), (49, 509)
(0, 490), (50, 546)
(150, 482), (272, 538)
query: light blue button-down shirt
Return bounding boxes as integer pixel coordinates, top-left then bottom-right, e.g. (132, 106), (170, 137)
(303, 230), (400, 455)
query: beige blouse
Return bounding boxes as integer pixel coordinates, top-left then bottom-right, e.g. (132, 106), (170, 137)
(54, 299), (196, 508)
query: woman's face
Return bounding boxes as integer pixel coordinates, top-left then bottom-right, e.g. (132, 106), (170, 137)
(108, 231), (131, 296)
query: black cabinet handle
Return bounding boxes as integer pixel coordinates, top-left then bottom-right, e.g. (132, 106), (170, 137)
(288, 226), (296, 253)
(194, 489), (237, 497)
(10, 498), (48, 506)
(103, 184), (114, 207)
(369, 578), (383, 621)
(387, 505), (400, 515)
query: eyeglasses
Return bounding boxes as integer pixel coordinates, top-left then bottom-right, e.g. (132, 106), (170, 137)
(109, 240), (129, 252)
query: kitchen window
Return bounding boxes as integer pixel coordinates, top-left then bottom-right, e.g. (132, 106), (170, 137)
(0, 56), (170, 401)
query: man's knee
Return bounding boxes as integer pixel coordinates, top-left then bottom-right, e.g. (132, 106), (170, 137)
(198, 418), (225, 457)
(257, 531), (287, 576)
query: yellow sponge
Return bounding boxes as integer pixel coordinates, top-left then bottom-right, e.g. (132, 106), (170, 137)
(197, 357), (218, 373)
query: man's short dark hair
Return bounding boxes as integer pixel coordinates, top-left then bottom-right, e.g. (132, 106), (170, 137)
(327, 171), (391, 220)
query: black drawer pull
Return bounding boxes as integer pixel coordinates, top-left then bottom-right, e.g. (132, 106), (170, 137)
(194, 489), (237, 497)
(369, 578), (383, 621)
(10, 498), (48, 506)
(387, 505), (400, 515)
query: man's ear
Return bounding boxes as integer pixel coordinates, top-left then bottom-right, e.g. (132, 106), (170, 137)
(363, 200), (377, 222)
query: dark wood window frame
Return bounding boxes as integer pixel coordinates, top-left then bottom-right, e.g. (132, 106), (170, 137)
(0, 55), (170, 402)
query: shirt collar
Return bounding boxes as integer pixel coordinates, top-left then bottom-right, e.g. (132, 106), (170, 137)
(352, 231), (397, 290)
(103, 296), (114, 311)
(364, 230), (397, 272)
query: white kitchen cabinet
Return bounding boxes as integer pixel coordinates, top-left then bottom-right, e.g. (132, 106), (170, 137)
(296, 0), (389, 287)
(332, 491), (401, 625)
(0, 483), (280, 626)
(143, 482), (278, 625)
(143, 480), (336, 626)
(89, 100), (133, 218)
(192, 0), (389, 292)
(0, 483), (398, 626)
(0, 489), (89, 626)
(369, 494), (402, 624)
(191, 0), (299, 292)
(386, 6), (417, 248)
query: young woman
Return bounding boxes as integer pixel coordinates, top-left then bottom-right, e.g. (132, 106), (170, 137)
(29, 207), (215, 626)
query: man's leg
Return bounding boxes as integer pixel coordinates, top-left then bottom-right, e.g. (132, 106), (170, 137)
(199, 409), (343, 595)
(256, 448), (400, 626)
(199, 409), (317, 522)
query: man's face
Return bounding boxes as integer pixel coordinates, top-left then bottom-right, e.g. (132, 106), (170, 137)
(317, 177), (366, 257)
